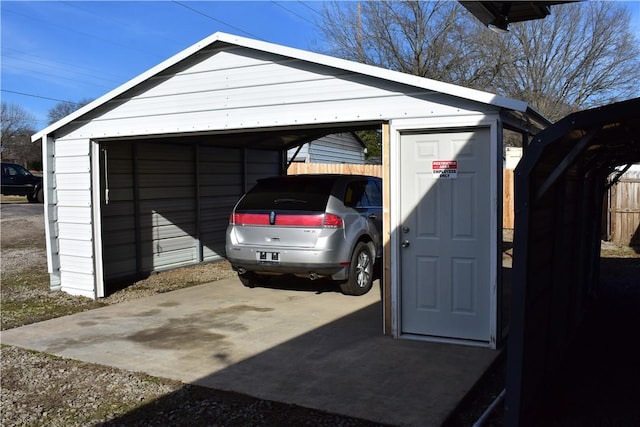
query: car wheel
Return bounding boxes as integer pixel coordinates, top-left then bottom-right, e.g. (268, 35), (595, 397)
(27, 193), (36, 203)
(238, 271), (269, 288)
(339, 242), (374, 296)
(36, 188), (44, 203)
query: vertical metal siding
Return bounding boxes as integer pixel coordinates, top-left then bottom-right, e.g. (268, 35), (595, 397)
(137, 142), (197, 273)
(245, 149), (280, 187)
(100, 141), (280, 285)
(101, 143), (136, 281)
(198, 145), (243, 262)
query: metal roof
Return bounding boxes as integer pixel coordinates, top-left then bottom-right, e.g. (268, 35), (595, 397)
(505, 97), (640, 425)
(32, 32), (543, 143)
(460, 1), (574, 29)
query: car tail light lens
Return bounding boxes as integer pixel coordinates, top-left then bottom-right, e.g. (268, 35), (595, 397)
(231, 213), (270, 225)
(323, 213), (343, 228)
(230, 212), (343, 228)
(277, 214), (323, 226)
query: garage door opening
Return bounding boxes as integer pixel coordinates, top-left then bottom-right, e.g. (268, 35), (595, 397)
(95, 124), (383, 296)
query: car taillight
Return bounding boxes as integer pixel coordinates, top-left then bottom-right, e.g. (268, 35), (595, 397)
(278, 214), (324, 226)
(323, 213), (343, 228)
(230, 212), (343, 228)
(231, 213), (270, 225)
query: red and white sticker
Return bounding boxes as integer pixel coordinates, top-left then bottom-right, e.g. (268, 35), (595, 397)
(432, 160), (458, 179)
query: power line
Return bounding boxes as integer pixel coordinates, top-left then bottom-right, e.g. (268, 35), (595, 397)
(2, 6), (163, 62)
(172, 1), (263, 40)
(297, 1), (324, 17)
(271, 1), (317, 26)
(1, 89), (79, 105)
(2, 47), (125, 82)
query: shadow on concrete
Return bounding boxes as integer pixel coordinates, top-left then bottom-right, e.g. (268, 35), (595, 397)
(94, 290), (494, 426)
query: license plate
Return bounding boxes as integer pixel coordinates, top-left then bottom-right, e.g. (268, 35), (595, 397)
(257, 251), (280, 263)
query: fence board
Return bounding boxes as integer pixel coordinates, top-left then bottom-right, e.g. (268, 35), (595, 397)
(503, 169), (515, 229)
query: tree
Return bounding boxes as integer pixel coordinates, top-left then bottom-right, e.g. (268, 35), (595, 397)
(318, 1), (474, 82)
(317, 1), (640, 122)
(485, 2), (640, 121)
(356, 129), (382, 161)
(0, 102), (39, 169)
(47, 98), (93, 125)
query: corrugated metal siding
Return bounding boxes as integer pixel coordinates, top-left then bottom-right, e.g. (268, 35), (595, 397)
(199, 145), (244, 263)
(101, 143), (136, 281)
(53, 138), (95, 297)
(137, 142), (198, 272)
(60, 47), (488, 141)
(245, 149), (280, 189)
(101, 141), (279, 285)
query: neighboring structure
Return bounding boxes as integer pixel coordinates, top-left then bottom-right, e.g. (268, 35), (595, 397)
(287, 132), (365, 164)
(32, 32), (548, 348)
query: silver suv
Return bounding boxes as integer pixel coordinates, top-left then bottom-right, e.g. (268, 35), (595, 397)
(225, 174), (382, 295)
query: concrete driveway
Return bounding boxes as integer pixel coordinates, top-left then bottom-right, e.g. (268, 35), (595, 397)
(1, 277), (499, 426)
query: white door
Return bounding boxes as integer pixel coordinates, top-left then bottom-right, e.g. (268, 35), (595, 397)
(399, 129), (492, 342)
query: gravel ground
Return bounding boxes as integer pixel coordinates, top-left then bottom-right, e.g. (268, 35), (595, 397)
(1, 344), (391, 427)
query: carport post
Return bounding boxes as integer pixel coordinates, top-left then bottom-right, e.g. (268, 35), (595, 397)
(132, 143), (142, 274)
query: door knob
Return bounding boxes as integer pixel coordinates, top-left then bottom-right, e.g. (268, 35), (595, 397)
(401, 240), (410, 248)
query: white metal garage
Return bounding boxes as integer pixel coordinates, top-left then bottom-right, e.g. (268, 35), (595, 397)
(32, 32), (548, 347)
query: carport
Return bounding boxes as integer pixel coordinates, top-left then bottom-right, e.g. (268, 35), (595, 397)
(32, 32), (548, 347)
(505, 97), (640, 425)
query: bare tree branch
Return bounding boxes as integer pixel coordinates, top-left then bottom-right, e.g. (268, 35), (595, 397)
(316, 1), (640, 121)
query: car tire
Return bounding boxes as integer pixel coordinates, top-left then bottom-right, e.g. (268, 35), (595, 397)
(339, 241), (374, 296)
(36, 188), (44, 203)
(238, 271), (269, 288)
(27, 193), (37, 203)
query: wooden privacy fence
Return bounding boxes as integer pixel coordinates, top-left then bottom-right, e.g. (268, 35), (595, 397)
(288, 163), (517, 228)
(606, 171), (640, 246)
(288, 163), (383, 177)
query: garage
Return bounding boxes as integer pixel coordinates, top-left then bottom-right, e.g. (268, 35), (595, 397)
(32, 32), (548, 347)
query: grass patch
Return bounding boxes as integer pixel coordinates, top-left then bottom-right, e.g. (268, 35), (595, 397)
(0, 269), (105, 330)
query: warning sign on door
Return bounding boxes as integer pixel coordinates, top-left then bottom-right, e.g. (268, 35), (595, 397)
(432, 160), (458, 179)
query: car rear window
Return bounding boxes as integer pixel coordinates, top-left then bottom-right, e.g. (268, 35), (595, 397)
(236, 177), (336, 212)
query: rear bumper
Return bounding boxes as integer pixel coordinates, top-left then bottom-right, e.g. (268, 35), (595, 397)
(225, 245), (349, 280)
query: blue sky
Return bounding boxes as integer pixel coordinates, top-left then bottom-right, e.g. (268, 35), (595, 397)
(2, 1), (640, 130)
(1, 1), (328, 128)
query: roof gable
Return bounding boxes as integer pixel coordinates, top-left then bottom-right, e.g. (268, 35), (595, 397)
(33, 32), (531, 142)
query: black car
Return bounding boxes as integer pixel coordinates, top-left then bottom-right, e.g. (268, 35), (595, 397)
(1, 162), (44, 203)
